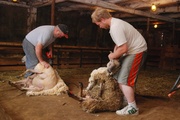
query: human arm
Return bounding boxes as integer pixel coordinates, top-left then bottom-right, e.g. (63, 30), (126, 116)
(108, 43), (128, 60)
(35, 42), (50, 68)
(113, 45), (119, 52)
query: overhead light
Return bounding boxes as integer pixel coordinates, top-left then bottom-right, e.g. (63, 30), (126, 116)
(154, 24), (158, 28)
(151, 4), (157, 11)
(12, 0), (18, 2)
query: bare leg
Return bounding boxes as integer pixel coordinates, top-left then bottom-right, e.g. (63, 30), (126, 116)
(116, 83), (138, 115)
(119, 84), (135, 103)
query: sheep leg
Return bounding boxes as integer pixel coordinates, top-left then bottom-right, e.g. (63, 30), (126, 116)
(11, 74), (36, 86)
(8, 80), (25, 91)
(67, 91), (83, 101)
(98, 81), (104, 97)
(67, 82), (84, 101)
(8, 74), (37, 90)
(9, 77), (29, 88)
(21, 85), (44, 92)
(78, 82), (83, 97)
(17, 69), (42, 78)
(86, 80), (97, 91)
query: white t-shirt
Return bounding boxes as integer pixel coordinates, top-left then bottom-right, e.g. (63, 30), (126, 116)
(109, 18), (147, 54)
(26, 25), (56, 48)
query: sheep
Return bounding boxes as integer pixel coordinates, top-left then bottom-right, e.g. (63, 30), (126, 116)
(86, 59), (120, 91)
(79, 67), (123, 113)
(9, 63), (68, 96)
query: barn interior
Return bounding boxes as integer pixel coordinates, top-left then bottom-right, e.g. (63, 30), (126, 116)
(0, 0), (180, 120)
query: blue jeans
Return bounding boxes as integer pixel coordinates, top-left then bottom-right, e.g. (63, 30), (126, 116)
(22, 38), (38, 77)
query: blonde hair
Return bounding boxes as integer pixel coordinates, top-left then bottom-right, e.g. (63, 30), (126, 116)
(91, 7), (112, 23)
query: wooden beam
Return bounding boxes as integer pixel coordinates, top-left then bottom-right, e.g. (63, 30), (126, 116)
(32, 0), (66, 7)
(157, 6), (180, 13)
(166, 13), (180, 19)
(68, 0), (180, 23)
(120, 0), (180, 9)
(0, 1), (29, 8)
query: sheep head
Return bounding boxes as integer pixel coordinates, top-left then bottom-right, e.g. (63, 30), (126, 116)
(107, 59), (121, 76)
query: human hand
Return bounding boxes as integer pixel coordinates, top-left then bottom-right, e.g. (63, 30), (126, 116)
(40, 61), (50, 68)
(108, 52), (114, 60)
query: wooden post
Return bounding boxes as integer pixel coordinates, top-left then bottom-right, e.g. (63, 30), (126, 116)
(146, 18), (150, 32)
(51, 0), (55, 25)
(27, 7), (37, 33)
(50, 0), (55, 66)
(172, 22), (175, 45)
(143, 17), (150, 70)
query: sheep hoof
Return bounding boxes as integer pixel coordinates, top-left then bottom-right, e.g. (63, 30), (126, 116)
(67, 90), (83, 102)
(8, 81), (25, 91)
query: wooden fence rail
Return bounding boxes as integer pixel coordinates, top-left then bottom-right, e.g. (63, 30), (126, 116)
(147, 45), (180, 70)
(0, 42), (111, 71)
(1, 42), (180, 71)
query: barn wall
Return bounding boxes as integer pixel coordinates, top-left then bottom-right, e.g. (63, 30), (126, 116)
(36, 6), (115, 48)
(131, 22), (180, 48)
(0, 4), (28, 42)
(0, 4), (180, 71)
(0, 4), (179, 48)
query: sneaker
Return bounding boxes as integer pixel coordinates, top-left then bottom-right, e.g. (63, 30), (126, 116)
(116, 105), (139, 116)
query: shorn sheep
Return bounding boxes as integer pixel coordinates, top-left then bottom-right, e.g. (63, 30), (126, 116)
(9, 63), (68, 96)
(76, 59), (123, 113)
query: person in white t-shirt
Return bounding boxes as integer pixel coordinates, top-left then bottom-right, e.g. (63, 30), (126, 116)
(22, 24), (69, 78)
(91, 7), (147, 116)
